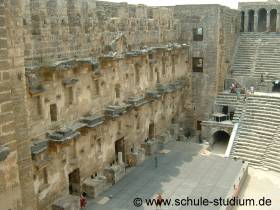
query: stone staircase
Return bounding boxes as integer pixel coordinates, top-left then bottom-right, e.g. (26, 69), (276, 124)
(215, 92), (245, 122)
(263, 127), (280, 173)
(231, 94), (280, 172)
(232, 33), (280, 80)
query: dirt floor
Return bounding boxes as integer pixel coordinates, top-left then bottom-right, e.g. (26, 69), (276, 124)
(233, 167), (280, 210)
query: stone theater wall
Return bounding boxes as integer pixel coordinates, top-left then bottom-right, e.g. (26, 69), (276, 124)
(22, 0), (180, 68)
(174, 5), (239, 131)
(0, 0), (240, 209)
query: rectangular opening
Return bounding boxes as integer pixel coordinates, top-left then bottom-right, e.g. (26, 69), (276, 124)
(43, 168), (48, 184)
(115, 138), (125, 163)
(69, 169), (80, 195)
(197, 120), (202, 131)
(148, 122), (155, 139)
(115, 84), (121, 98)
(222, 106), (229, 115)
(50, 104), (58, 122)
(65, 87), (73, 106)
(193, 27), (203, 41)
(192, 57), (204, 72)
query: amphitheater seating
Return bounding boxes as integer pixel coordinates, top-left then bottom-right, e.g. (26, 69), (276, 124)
(232, 33), (280, 80)
(214, 92), (245, 123)
(231, 93), (280, 172)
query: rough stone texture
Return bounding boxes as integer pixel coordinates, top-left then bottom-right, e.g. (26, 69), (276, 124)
(0, 0), (240, 209)
(174, 5), (239, 131)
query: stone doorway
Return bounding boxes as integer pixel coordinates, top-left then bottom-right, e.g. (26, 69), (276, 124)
(248, 10), (255, 32)
(115, 138), (125, 163)
(50, 104), (58, 122)
(69, 169), (80, 195)
(270, 9), (277, 32)
(211, 131), (230, 155)
(148, 122), (155, 139)
(258, 8), (267, 32)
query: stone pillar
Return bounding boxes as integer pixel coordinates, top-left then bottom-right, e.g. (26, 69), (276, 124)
(276, 12), (280, 32)
(254, 14), (258, 32)
(244, 12), (249, 32)
(267, 10), (271, 32)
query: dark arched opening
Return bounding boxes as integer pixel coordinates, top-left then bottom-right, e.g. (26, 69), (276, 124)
(258, 8), (267, 32)
(213, 131), (230, 144)
(240, 11), (245, 32)
(211, 131), (230, 154)
(248, 10), (255, 32)
(270, 9), (277, 32)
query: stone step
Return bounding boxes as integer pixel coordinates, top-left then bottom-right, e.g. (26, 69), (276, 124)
(234, 148), (264, 157)
(235, 143), (267, 152)
(233, 154), (262, 164)
(236, 137), (271, 145)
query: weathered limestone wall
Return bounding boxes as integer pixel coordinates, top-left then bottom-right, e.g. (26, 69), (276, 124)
(174, 5), (239, 132)
(0, 1), (240, 209)
(1, 0), (36, 210)
(22, 0), (180, 68)
(0, 1), (21, 209)
(27, 45), (190, 209)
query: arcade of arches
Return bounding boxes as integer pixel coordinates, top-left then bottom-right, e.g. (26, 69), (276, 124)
(240, 8), (280, 32)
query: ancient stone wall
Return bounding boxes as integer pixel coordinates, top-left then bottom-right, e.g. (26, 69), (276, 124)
(174, 5), (239, 132)
(1, 0), (36, 210)
(0, 1), (241, 209)
(22, 0), (180, 68)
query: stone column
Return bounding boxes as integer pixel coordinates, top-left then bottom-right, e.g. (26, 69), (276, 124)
(276, 12), (280, 32)
(254, 14), (258, 32)
(244, 12), (249, 32)
(267, 10), (271, 32)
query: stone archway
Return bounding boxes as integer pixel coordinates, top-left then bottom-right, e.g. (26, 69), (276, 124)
(258, 8), (267, 32)
(211, 130), (230, 155)
(270, 9), (277, 32)
(248, 10), (255, 32)
(212, 130), (230, 144)
(240, 11), (245, 32)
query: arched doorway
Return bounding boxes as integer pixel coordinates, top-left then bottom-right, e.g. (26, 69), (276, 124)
(270, 9), (277, 32)
(240, 11), (245, 32)
(211, 130), (230, 155)
(258, 8), (267, 32)
(272, 80), (280, 92)
(248, 10), (255, 32)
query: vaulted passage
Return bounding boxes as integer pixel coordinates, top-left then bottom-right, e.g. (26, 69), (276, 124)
(211, 131), (230, 154)
(213, 131), (230, 144)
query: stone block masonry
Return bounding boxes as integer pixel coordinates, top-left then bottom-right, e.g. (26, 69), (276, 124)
(0, 0), (241, 209)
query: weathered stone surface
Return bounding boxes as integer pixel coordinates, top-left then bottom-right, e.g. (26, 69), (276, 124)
(0, 0), (243, 209)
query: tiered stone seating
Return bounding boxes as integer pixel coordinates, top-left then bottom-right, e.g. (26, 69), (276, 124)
(215, 92), (240, 107)
(254, 34), (280, 79)
(232, 33), (280, 80)
(232, 33), (261, 77)
(263, 130), (280, 173)
(232, 94), (280, 172)
(215, 92), (245, 122)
